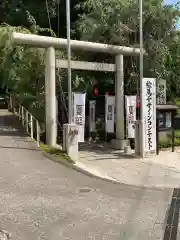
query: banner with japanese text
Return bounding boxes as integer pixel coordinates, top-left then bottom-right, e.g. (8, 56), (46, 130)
(142, 78), (156, 157)
(125, 95), (136, 138)
(89, 100), (96, 132)
(105, 96), (115, 133)
(73, 92), (86, 142)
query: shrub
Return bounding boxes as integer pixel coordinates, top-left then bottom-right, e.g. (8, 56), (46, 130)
(175, 130), (180, 138)
(158, 137), (180, 149)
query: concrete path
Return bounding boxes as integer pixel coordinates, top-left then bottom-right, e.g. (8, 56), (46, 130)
(0, 110), (176, 240)
(79, 142), (180, 188)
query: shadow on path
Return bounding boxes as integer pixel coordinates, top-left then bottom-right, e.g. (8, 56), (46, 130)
(79, 142), (137, 160)
(0, 110), (27, 137)
(0, 145), (40, 151)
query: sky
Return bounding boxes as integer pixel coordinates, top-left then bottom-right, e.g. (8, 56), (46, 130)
(164, 0), (180, 28)
(164, 0), (178, 4)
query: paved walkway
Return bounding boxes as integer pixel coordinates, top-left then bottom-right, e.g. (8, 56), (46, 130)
(0, 110), (177, 240)
(78, 142), (180, 188)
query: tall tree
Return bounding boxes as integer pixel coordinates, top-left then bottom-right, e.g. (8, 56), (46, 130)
(0, 0), (56, 27)
(75, 0), (180, 98)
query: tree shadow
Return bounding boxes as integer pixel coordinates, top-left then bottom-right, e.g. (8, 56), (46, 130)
(0, 130), (27, 137)
(0, 145), (40, 151)
(79, 141), (137, 160)
(0, 111), (25, 136)
(0, 110), (39, 151)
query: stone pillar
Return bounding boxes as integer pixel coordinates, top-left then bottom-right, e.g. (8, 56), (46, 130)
(63, 123), (79, 162)
(45, 47), (57, 147)
(111, 54), (128, 149)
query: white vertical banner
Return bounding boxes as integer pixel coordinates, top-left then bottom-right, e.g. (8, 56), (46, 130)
(157, 79), (166, 104)
(89, 100), (96, 132)
(105, 96), (115, 133)
(142, 78), (156, 157)
(73, 92), (86, 142)
(166, 112), (171, 128)
(125, 96), (136, 138)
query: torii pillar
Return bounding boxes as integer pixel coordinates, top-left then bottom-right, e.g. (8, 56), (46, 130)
(111, 54), (128, 149)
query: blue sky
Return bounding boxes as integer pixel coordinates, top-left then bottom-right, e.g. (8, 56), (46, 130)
(164, 0), (178, 4)
(164, 0), (180, 28)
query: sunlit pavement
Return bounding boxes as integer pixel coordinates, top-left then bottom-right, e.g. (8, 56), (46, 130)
(79, 142), (180, 188)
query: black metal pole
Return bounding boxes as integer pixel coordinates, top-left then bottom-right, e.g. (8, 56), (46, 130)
(156, 111), (159, 155)
(172, 111), (175, 152)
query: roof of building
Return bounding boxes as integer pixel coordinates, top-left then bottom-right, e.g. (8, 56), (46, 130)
(156, 104), (178, 111)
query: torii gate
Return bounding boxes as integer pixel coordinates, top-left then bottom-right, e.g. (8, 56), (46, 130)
(12, 32), (144, 150)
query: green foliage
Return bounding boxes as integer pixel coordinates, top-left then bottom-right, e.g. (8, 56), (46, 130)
(175, 129), (180, 138)
(75, 0), (180, 98)
(0, 0), (57, 30)
(0, 23), (57, 123)
(1, 0), (180, 131)
(159, 137), (180, 149)
(40, 143), (74, 163)
(159, 130), (180, 149)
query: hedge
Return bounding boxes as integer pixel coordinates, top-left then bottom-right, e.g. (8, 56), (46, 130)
(159, 137), (180, 149)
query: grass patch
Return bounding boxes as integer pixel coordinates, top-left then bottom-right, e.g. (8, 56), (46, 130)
(40, 143), (75, 164)
(158, 130), (180, 149)
(159, 137), (180, 149)
(175, 130), (180, 138)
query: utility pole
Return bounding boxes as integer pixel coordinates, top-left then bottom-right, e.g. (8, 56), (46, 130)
(66, 0), (73, 123)
(57, 0), (60, 37)
(139, 0), (144, 156)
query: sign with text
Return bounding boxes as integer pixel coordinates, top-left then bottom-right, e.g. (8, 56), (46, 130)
(105, 96), (115, 133)
(73, 92), (86, 142)
(89, 100), (96, 132)
(157, 79), (166, 104)
(142, 78), (156, 157)
(125, 95), (136, 138)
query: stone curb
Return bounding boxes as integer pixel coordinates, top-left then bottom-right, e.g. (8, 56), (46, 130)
(41, 151), (173, 191)
(42, 151), (122, 185)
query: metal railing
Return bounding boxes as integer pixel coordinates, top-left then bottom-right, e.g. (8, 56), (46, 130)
(8, 94), (65, 146)
(10, 101), (40, 147)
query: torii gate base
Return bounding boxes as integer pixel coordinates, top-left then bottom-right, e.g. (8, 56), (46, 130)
(111, 139), (129, 150)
